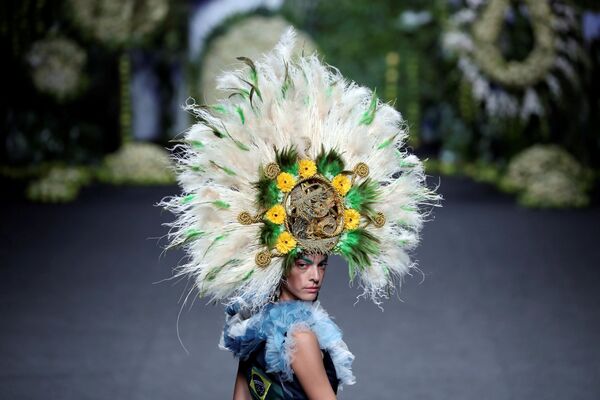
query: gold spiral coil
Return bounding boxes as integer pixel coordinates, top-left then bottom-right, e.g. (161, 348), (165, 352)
(264, 162), (280, 179)
(373, 211), (386, 228)
(255, 250), (272, 267)
(354, 162), (369, 178)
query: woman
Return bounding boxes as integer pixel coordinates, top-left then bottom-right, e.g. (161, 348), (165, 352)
(161, 27), (440, 399)
(226, 253), (350, 400)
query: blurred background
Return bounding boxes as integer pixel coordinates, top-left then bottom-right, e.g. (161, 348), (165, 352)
(1, 0), (599, 399)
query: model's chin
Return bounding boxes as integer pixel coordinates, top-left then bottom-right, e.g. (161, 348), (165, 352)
(299, 290), (319, 301)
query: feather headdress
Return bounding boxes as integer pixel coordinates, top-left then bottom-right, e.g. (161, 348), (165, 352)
(161, 28), (441, 310)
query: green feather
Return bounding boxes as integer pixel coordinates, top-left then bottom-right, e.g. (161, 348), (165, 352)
(316, 147), (345, 178)
(359, 90), (378, 125)
(325, 85), (334, 98)
(237, 57), (263, 103)
(382, 265), (390, 277)
(203, 233), (228, 258)
(377, 133), (398, 150)
(209, 104), (228, 114)
(235, 141), (250, 151)
(241, 269), (254, 281)
(211, 127), (225, 138)
(345, 178), (381, 217)
(275, 146), (299, 175)
(220, 124), (250, 151)
(260, 221), (284, 247)
(190, 165), (205, 173)
(226, 88), (250, 100)
(254, 172), (280, 208)
(236, 106), (245, 124)
(182, 194), (195, 204)
(185, 228), (204, 240)
(173, 228), (205, 247)
(336, 229), (380, 274)
(190, 140), (204, 149)
(206, 259), (240, 281)
(212, 200), (230, 209)
(210, 160), (236, 176)
(281, 62), (292, 98)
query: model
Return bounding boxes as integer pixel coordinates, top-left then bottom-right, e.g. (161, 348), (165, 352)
(162, 27), (441, 399)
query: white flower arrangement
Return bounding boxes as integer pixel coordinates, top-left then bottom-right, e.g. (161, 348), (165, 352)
(97, 142), (175, 185)
(501, 144), (592, 208)
(27, 36), (86, 101)
(68, 0), (168, 47)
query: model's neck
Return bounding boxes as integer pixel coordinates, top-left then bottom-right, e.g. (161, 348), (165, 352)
(278, 286), (299, 302)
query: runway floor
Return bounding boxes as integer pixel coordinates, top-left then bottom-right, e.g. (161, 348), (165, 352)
(1, 176), (599, 399)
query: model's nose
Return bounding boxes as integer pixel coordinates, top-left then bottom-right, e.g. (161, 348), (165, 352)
(309, 265), (320, 283)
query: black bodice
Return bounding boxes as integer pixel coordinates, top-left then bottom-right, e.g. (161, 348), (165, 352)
(240, 340), (339, 399)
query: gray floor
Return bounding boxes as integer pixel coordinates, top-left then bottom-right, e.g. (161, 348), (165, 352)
(1, 176), (599, 399)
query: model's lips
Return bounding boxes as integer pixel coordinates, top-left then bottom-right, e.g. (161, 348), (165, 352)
(305, 287), (320, 292)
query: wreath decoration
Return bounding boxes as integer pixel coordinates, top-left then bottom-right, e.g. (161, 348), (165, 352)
(443, 0), (587, 120)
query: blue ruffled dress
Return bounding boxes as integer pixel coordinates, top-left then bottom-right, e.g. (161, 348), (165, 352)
(220, 300), (355, 399)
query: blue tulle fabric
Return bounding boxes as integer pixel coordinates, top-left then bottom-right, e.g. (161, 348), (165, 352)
(220, 300), (355, 386)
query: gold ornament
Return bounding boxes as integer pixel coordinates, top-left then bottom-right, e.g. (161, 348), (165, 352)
(283, 175), (344, 253)
(255, 250), (272, 267)
(373, 212), (386, 228)
(237, 211), (254, 225)
(354, 162), (369, 178)
(264, 162), (280, 179)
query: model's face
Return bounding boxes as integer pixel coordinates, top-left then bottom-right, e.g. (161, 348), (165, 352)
(279, 253), (328, 302)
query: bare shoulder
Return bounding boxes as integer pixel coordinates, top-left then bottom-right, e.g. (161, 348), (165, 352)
(291, 329), (321, 352)
(290, 329), (336, 399)
(290, 328), (323, 366)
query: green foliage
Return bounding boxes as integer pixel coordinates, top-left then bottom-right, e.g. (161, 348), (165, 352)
(345, 178), (380, 217)
(316, 147), (345, 178)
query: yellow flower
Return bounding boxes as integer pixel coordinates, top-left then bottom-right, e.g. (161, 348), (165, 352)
(275, 231), (297, 254)
(298, 159), (317, 179)
(265, 204), (286, 225)
(332, 174), (351, 196)
(344, 208), (361, 230)
(276, 172), (296, 193)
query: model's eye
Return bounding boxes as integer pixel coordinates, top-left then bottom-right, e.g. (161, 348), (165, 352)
(297, 263), (308, 269)
(318, 263), (328, 269)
